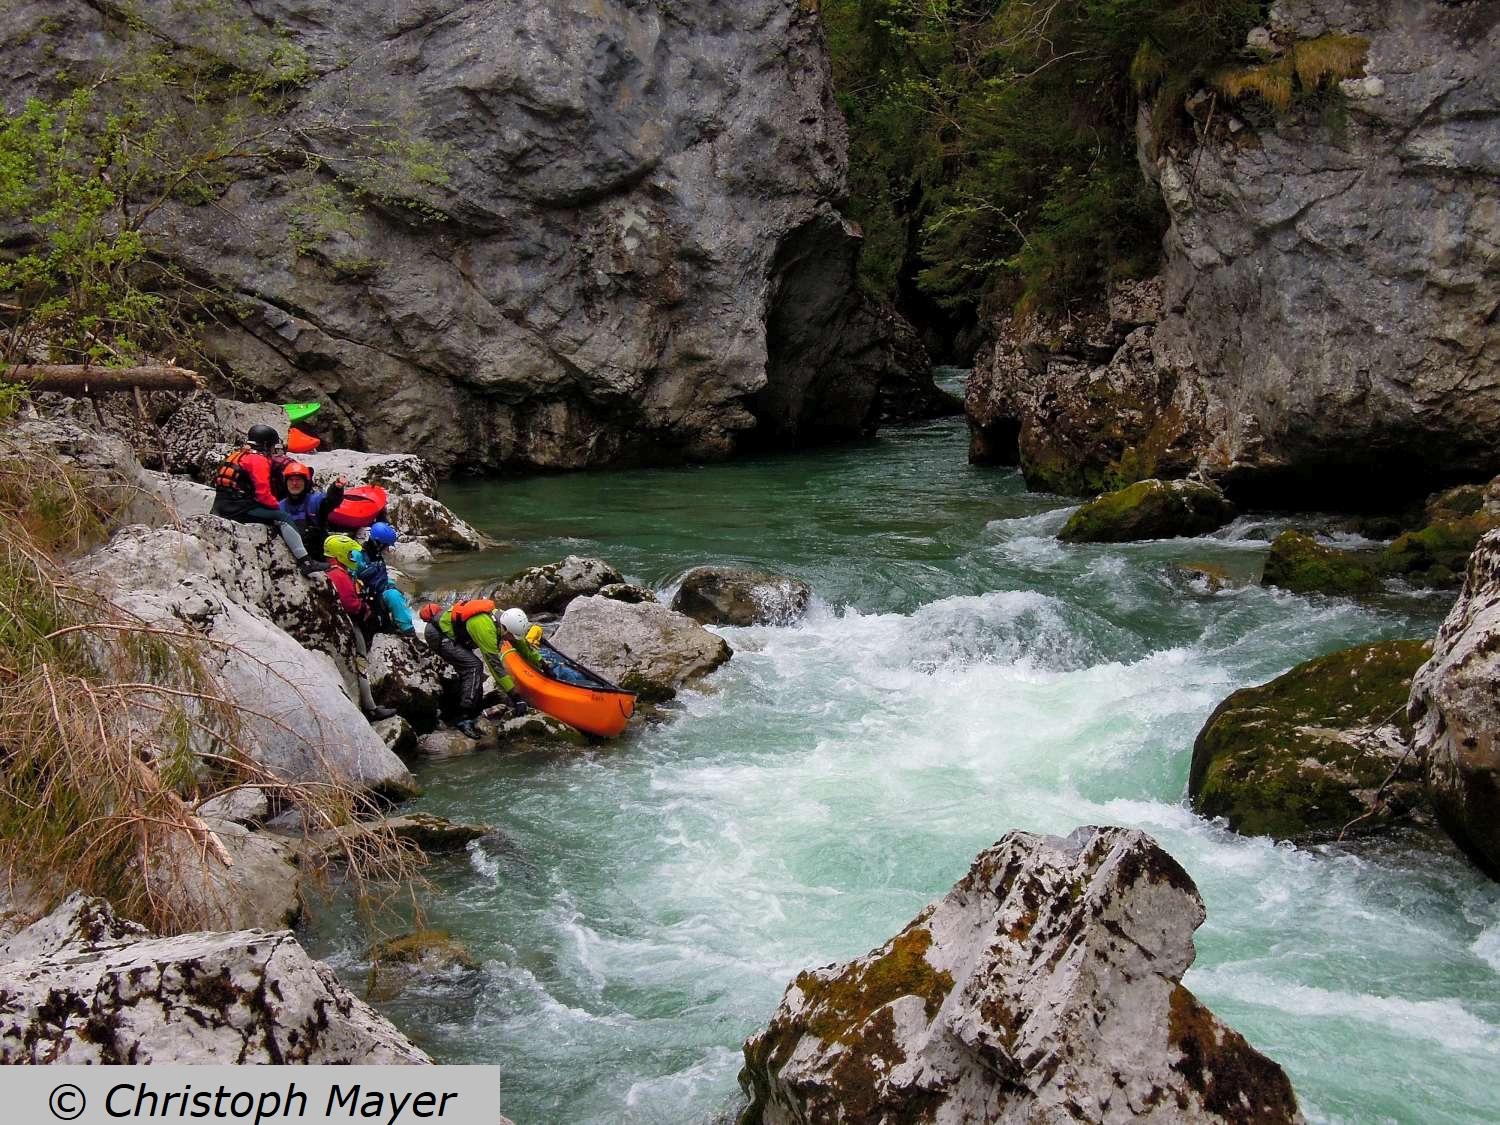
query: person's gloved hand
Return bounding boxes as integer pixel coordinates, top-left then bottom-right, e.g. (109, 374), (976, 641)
(510, 698), (530, 717)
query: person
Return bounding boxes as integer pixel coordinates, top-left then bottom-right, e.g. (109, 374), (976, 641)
(417, 600), (540, 739)
(278, 462), (345, 560)
(323, 533), (396, 722)
(211, 425), (328, 576)
(357, 523), (416, 636)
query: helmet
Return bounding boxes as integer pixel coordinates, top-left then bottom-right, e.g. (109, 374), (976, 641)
(283, 461), (313, 482)
(499, 607), (530, 637)
(367, 522), (398, 548)
(418, 603), (443, 622)
(247, 423), (280, 451)
(324, 533), (363, 571)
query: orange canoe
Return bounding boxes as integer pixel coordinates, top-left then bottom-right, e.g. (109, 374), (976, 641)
(501, 642), (635, 738)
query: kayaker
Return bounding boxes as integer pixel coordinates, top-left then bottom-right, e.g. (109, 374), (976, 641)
(357, 523), (417, 636)
(278, 462), (345, 560)
(211, 425), (328, 576)
(324, 533), (396, 723)
(417, 600), (536, 739)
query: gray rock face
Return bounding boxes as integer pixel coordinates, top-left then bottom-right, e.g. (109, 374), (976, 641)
(551, 595), (731, 700)
(368, 633), (447, 730)
(740, 827), (1302, 1125)
(2, 1), (924, 473)
(671, 565), (811, 626)
(1145, 0), (1500, 497)
(80, 518), (417, 796)
(1410, 529), (1500, 880)
(489, 556), (624, 615)
(0, 895), (430, 1064)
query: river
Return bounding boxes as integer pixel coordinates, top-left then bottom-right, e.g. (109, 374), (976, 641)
(306, 372), (1500, 1124)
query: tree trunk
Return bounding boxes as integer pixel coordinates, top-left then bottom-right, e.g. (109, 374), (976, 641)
(3, 364), (204, 394)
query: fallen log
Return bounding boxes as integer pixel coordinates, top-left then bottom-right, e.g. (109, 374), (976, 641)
(3, 364), (204, 394)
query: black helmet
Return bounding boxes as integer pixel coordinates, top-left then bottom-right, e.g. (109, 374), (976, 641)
(247, 423), (280, 450)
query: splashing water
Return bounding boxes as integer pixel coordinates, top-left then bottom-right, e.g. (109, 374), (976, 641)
(305, 379), (1499, 1124)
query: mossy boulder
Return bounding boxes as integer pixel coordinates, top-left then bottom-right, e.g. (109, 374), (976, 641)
(1262, 530), (1380, 595)
(1058, 478), (1235, 543)
(1189, 639), (1432, 839)
(1382, 514), (1499, 588)
(367, 929), (478, 972)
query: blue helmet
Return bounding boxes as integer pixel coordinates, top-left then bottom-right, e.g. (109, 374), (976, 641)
(367, 522), (398, 548)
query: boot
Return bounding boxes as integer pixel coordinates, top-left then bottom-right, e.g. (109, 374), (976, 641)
(298, 556), (330, 575)
(455, 718), (483, 740)
(364, 706), (398, 722)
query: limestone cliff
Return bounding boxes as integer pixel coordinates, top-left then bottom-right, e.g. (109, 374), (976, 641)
(969, 0), (1499, 504)
(1, 0), (925, 473)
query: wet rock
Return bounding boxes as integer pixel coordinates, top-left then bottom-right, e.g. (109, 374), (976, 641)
(1058, 479), (1235, 543)
(1380, 478), (1500, 588)
(417, 729), (485, 760)
(488, 556), (624, 615)
(371, 714), (417, 758)
(0, 895), (430, 1063)
(79, 518), (417, 797)
(595, 582), (659, 604)
(494, 709), (591, 747)
(1262, 530), (1380, 596)
(1190, 640), (1432, 839)
(311, 813), (490, 856)
(739, 826), (1302, 1124)
(1173, 563), (1237, 594)
(552, 596), (731, 701)
(671, 566), (811, 626)
(368, 929), (478, 972)
(368, 633), (445, 730)
(197, 786), (270, 826)
(1410, 530), (1500, 880)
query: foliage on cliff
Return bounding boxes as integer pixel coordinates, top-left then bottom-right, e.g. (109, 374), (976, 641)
(822, 0), (1264, 316)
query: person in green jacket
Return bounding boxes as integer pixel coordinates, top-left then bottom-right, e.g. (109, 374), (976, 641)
(417, 600), (542, 738)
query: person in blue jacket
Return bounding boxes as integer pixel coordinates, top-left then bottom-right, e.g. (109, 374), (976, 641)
(356, 522), (417, 636)
(278, 461), (345, 560)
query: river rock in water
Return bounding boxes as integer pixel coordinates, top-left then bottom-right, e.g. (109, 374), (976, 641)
(1190, 640), (1431, 839)
(1058, 479), (1235, 543)
(739, 826), (1302, 1124)
(551, 596), (731, 701)
(671, 565), (811, 626)
(0, 894), (430, 1064)
(1410, 529), (1500, 880)
(1261, 530), (1381, 596)
(488, 556), (624, 615)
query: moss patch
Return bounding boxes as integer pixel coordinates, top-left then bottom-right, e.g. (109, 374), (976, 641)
(799, 926), (955, 1046)
(366, 929), (477, 970)
(1382, 515), (1498, 588)
(1189, 639), (1431, 838)
(1261, 530), (1380, 596)
(1059, 479), (1235, 543)
(1168, 983), (1300, 1122)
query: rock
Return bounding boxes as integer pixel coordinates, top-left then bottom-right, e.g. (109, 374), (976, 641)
(671, 566), (811, 626)
(1380, 479), (1500, 588)
(417, 729), (486, 760)
(1173, 563), (1236, 593)
(6, 2), (921, 472)
(595, 582), (659, 604)
(298, 450), (483, 552)
(155, 820), (303, 932)
(551, 596), (732, 702)
(368, 633), (445, 730)
(0, 895), (430, 1063)
(79, 518), (418, 797)
(310, 812), (490, 857)
(494, 709), (591, 748)
(197, 786), (270, 825)
(873, 305), (957, 424)
(0, 893), (145, 962)
(384, 492), (484, 552)
(489, 556), (625, 615)
(739, 827), (1302, 1124)
(371, 714), (417, 758)
(1190, 640), (1432, 839)
(1409, 530), (1500, 879)
(367, 929), (479, 972)
(1262, 530), (1380, 596)
(1058, 479), (1236, 543)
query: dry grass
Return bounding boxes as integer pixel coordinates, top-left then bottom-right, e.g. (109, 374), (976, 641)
(1216, 34), (1368, 113)
(0, 403), (425, 935)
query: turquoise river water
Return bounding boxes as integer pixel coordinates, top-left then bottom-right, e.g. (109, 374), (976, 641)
(307, 374), (1500, 1124)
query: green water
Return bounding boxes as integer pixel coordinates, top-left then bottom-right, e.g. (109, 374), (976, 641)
(309, 378), (1500, 1124)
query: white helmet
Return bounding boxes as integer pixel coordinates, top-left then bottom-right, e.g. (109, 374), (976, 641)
(499, 607), (530, 637)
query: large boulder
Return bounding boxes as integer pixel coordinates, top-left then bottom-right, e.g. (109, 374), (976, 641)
(0, 894), (430, 1064)
(3, 2), (923, 473)
(671, 565), (811, 626)
(297, 449), (483, 552)
(739, 827), (1301, 1124)
(1380, 477), (1500, 588)
(153, 820), (303, 933)
(1059, 479), (1236, 544)
(550, 596), (731, 701)
(80, 518), (417, 797)
(368, 633), (446, 731)
(1409, 529), (1500, 880)
(489, 556), (625, 615)
(1190, 640), (1432, 839)
(1262, 530), (1380, 596)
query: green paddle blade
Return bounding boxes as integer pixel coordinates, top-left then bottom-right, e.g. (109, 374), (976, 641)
(282, 401), (322, 422)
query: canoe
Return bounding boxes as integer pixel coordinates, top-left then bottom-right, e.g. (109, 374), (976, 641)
(282, 401), (322, 422)
(326, 484), (388, 530)
(501, 641), (635, 738)
(286, 425), (321, 453)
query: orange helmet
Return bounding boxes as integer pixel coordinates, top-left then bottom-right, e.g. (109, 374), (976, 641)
(418, 603), (443, 623)
(283, 461), (313, 482)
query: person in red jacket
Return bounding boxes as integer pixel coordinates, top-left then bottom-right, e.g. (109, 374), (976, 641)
(211, 424), (328, 576)
(324, 536), (396, 722)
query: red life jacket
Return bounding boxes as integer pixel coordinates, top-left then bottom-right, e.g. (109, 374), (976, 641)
(212, 448), (291, 499)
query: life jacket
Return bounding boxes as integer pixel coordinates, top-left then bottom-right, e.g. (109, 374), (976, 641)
(212, 447), (256, 495)
(448, 598), (495, 646)
(359, 552), (391, 594)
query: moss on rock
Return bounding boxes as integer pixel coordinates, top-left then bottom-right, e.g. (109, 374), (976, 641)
(1059, 479), (1235, 543)
(1382, 514), (1499, 588)
(1189, 639), (1432, 839)
(1261, 530), (1380, 595)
